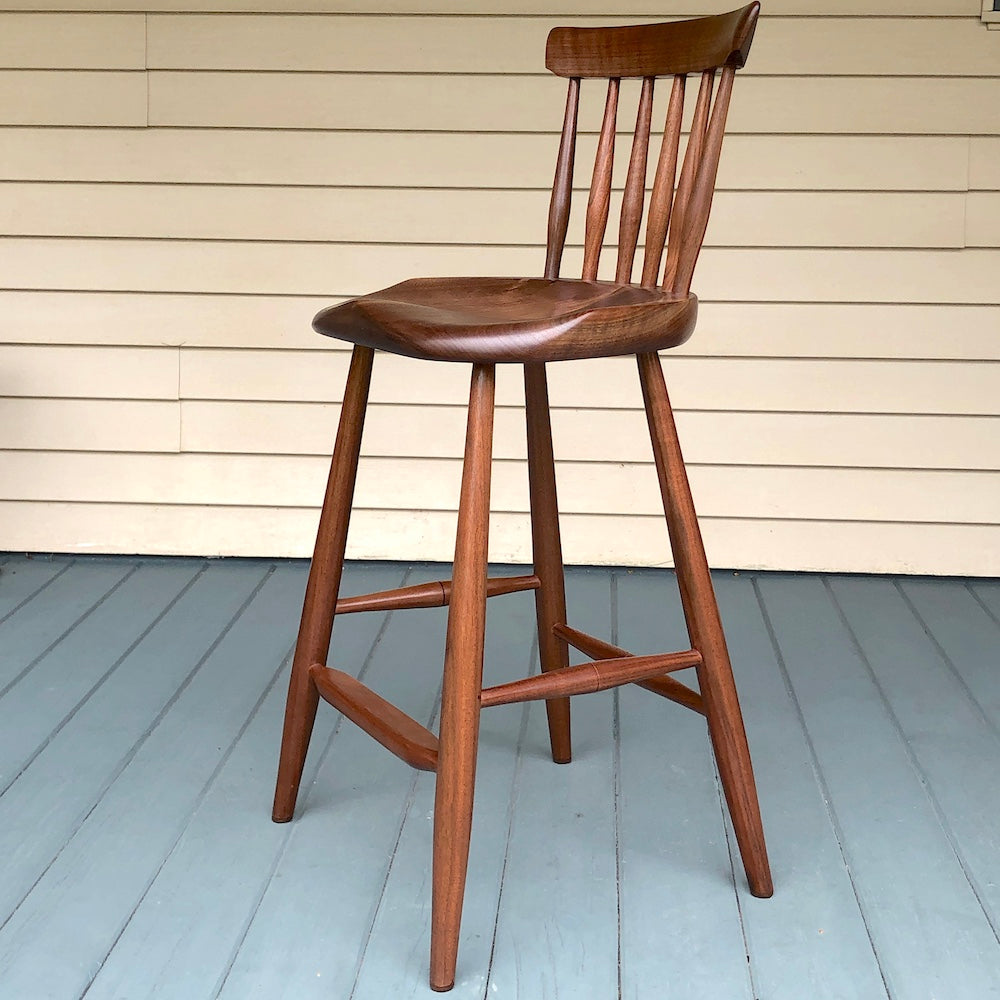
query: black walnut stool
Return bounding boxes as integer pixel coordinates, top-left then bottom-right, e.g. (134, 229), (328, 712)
(271, 4), (773, 990)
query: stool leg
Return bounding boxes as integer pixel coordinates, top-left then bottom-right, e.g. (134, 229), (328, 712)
(431, 363), (495, 992)
(637, 352), (773, 898)
(272, 345), (374, 823)
(524, 363), (572, 764)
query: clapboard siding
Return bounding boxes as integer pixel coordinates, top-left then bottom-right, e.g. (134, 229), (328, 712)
(0, 14), (145, 68)
(3, 240), (998, 302)
(0, 504), (995, 576)
(143, 15), (1000, 76)
(180, 403), (1000, 471)
(0, 184), (968, 249)
(148, 74), (999, 133)
(0, 2), (997, 575)
(0, 399), (180, 451)
(3, 293), (997, 359)
(0, 1), (980, 14)
(0, 130), (970, 190)
(3, 452), (999, 525)
(0, 71), (146, 125)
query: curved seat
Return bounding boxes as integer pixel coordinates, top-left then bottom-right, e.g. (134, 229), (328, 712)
(312, 276), (698, 363)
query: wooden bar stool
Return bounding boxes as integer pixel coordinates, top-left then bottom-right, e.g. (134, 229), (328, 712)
(272, 4), (772, 990)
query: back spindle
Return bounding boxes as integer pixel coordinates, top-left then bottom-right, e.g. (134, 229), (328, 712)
(641, 74), (686, 288)
(544, 77), (580, 281)
(662, 69), (715, 292)
(581, 77), (620, 281)
(616, 76), (655, 284)
(672, 65), (736, 295)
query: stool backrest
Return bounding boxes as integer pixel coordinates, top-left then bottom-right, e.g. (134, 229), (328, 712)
(542, 2), (759, 295)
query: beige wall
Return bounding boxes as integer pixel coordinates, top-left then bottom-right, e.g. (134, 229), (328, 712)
(0, 1), (997, 574)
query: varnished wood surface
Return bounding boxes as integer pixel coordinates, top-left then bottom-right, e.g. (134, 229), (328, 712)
(271, 344), (373, 823)
(313, 276), (698, 363)
(524, 363), (573, 763)
(543, 77), (579, 282)
(616, 75), (654, 284)
(581, 77), (619, 282)
(284, 6), (766, 991)
(430, 364), (495, 991)
(310, 664), (439, 772)
(554, 621), (705, 714)
(546, 4), (760, 78)
(334, 574), (539, 615)
(638, 351), (772, 898)
(641, 74), (686, 288)
(480, 649), (702, 708)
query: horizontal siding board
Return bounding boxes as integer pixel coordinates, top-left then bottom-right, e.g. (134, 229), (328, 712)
(0, 398), (179, 452)
(148, 73), (1000, 134)
(180, 349), (1000, 416)
(145, 15), (1000, 77)
(0, 1), (975, 14)
(970, 138), (1000, 191)
(180, 401), (1000, 471)
(3, 239), (997, 304)
(0, 71), (145, 126)
(3, 293), (996, 361)
(966, 193), (1000, 248)
(0, 130), (969, 192)
(0, 345), (179, 400)
(0, 184), (965, 249)
(0, 4), (994, 577)
(5, 452), (998, 523)
(0, 502), (996, 576)
(0, 14), (145, 70)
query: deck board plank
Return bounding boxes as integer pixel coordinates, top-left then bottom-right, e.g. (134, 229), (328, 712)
(216, 567), (450, 999)
(0, 559), (134, 693)
(715, 573), (889, 1000)
(756, 574), (1000, 1000)
(350, 567), (537, 999)
(86, 563), (404, 1000)
(903, 578), (1000, 732)
(616, 568), (756, 1000)
(0, 559), (201, 790)
(0, 560), (270, 928)
(0, 563), (305, 1000)
(831, 576), (1000, 931)
(485, 568), (619, 1000)
(0, 555), (69, 621)
(0, 556), (997, 999)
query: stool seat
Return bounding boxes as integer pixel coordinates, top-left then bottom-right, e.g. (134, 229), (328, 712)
(313, 276), (698, 362)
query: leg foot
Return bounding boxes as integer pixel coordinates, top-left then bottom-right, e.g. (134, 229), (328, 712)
(638, 352), (772, 895)
(272, 345), (374, 822)
(524, 363), (572, 764)
(430, 364), (495, 988)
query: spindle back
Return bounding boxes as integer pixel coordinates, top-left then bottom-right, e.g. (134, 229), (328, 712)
(542, 3), (759, 295)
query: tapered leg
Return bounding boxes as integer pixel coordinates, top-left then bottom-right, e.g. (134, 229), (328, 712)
(524, 363), (572, 763)
(637, 352), (773, 898)
(272, 345), (374, 823)
(430, 364), (495, 992)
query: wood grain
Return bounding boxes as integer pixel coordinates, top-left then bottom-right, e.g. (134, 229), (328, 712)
(616, 75), (654, 284)
(272, 344), (372, 823)
(546, 4), (759, 78)
(430, 363), (495, 992)
(544, 76), (579, 281)
(581, 77), (619, 282)
(334, 574), (539, 615)
(310, 664), (439, 771)
(480, 649), (702, 707)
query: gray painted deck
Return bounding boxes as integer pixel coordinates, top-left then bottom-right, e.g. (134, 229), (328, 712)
(0, 553), (998, 1000)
